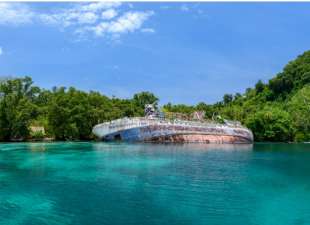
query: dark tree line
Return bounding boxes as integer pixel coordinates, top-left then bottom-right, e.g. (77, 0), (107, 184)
(0, 78), (157, 141)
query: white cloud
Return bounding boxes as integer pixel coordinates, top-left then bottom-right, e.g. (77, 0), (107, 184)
(0, 3), (34, 25)
(40, 2), (122, 27)
(79, 2), (121, 12)
(0, 47), (3, 55)
(89, 11), (154, 37)
(101, 9), (117, 20)
(0, 2), (155, 40)
(77, 12), (98, 24)
(109, 11), (153, 33)
(39, 6), (103, 27)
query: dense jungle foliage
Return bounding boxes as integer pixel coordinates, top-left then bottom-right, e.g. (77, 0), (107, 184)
(163, 51), (310, 142)
(0, 51), (309, 142)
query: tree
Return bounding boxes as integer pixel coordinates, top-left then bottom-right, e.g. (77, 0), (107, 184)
(133, 92), (158, 116)
(223, 94), (233, 105)
(234, 93), (242, 100)
(196, 102), (214, 118)
(255, 80), (265, 93)
(246, 106), (293, 142)
(162, 103), (195, 114)
(47, 87), (94, 140)
(269, 76), (294, 99)
(133, 91), (158, 107)
(0, 77), (38, 141)
(288, 85), (310, 141)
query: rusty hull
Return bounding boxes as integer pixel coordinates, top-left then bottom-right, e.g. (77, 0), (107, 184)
(102, 123), (253, 144)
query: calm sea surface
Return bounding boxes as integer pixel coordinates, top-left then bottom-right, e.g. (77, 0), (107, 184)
(0, 142), (310, 225)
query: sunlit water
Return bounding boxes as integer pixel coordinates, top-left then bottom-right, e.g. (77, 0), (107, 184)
(0, 142), (310, 225)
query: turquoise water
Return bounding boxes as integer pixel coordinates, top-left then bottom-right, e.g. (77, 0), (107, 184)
(0, 143), (310, 225)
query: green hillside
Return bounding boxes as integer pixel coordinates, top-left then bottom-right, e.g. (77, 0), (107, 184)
(164, 51), (310, 142)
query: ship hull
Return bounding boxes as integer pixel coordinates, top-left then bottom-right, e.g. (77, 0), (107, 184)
(147, 134), (250, 144)
(95, 122), (253, 144)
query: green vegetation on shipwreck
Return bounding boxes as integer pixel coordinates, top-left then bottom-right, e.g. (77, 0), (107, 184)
(0, 50), (310, 142)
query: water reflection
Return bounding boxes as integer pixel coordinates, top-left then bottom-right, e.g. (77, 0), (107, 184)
(93, 142), (253, 152)
(28, 143), (47, 152)
(173, 143), (253, 151)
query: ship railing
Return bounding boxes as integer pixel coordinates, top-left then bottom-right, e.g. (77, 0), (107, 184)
(136, 117), (245, 128)
(95, 117), (247, 133)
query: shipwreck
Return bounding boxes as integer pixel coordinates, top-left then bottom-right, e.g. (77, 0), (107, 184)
(92, 104), (253, 144)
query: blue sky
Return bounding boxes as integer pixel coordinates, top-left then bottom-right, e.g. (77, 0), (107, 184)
(0, 2), (310, 104)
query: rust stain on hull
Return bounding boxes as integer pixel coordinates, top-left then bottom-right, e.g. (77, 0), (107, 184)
(146, 134), (250, 144)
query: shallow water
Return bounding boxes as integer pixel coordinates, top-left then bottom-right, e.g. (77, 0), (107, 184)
(0, 142), (309, 225)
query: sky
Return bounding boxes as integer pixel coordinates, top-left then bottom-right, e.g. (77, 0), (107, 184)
(0, 2), (310, 104)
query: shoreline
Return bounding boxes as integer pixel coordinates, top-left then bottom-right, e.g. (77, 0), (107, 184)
(0, 140), (308, 144)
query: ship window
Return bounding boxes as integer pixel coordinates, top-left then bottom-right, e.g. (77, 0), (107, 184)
(114, 134), (122, 140)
